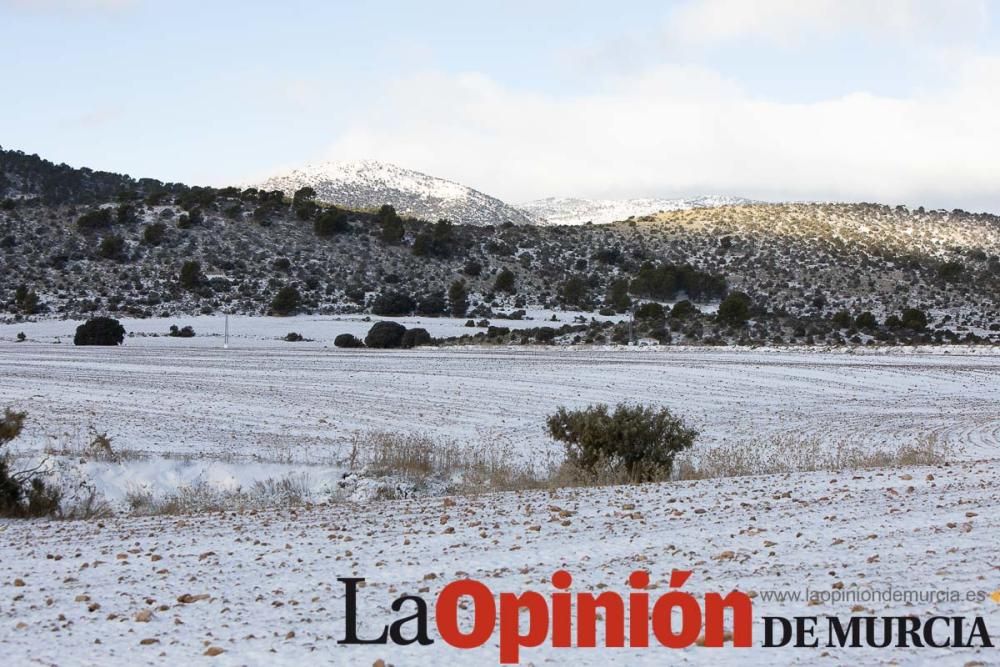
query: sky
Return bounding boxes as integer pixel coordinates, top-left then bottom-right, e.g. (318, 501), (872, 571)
(3, 0), (1000, 210)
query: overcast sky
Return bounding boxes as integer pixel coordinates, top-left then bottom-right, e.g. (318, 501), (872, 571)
(3, 0), (1000, 210)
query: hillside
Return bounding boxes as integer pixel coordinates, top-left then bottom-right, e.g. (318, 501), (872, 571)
(2, 148), (1000, 346)
(254, 160), (536, 227)
(520, 195), (756, 225)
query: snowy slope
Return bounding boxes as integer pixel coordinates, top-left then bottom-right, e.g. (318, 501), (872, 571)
(520, 195), (756, 225)
(0, 459), (996, 665)
(254, 160), (536, 226)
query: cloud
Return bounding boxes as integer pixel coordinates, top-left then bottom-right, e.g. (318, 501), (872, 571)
(323, 57), (1000, 211)
(665, 0), (988, 46)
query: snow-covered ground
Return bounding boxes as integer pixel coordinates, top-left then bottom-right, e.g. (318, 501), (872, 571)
(0, 460), (996, 665)
(1, 325), (999, 664)
(1, 331), (998, 508)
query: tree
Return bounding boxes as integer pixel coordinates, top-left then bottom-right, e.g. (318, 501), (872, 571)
(372, 291), (415, 316)
(270, 285), (301, 316)
(76, 208), (113, 233)
(559, 275), (590, 308)
(314, 208), (350, 237)
(179, 260), (202, 289)
(365, 321), (407, 348)
(670, 300), (699, 319)
(143, 222), (166, 246)
(416, 292), (447, 316)
(448, 280), (469, 317)
(605, 279), (631, 313)
(634, 302), (666, 320)
(74, 317), (126, 346)
(293, 186), (318, 220)
(546, 403), (697, 483)
(855, 311), (877, 330)
(717, 292), (751, 326)
(494, 267), (516, 293)
(97, 235), (126, 261)
(14, 285), (40, 315)
(900, 307), (928, 331)
(831, 310), (852, 329)
(376, 204), (404, 244)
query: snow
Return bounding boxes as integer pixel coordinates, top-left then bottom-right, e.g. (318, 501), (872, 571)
(519, 196), (758, 225)
(254, 160), (536, 226)
(0, 460), (996, 665)
(1, 323), (998, 664)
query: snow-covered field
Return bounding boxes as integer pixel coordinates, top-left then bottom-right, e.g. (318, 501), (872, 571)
(1, 325), (998, 664)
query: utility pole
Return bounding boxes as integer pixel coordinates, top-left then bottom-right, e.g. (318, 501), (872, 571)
(224, 313), (229, 349)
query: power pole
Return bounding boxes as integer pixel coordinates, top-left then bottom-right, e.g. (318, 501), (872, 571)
(224, 313), (229, 349)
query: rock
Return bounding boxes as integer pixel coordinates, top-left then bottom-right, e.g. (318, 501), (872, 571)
(134, 609), (153, 623)
(204, 646), (224, 656)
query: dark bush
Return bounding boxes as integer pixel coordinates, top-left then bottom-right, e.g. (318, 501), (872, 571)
(448, 280), (469, 317)
(494, 267), (516, 293)
(1, 409), (62, 518)
(179, 260), (201, 289)
(74, 317), (125, 346)
(334, 333), (365, 348)
(315, 208), (350, 237)
(831, 310), (852, 329)
(168, 324), (195, 338)
(143, 222), (166, 246)
(546, 403), (697, 483)
(416, 292), (447, 316)
(372, 291), (415, 316)
(283, 332), (305, 342)
(900, 307), (928, 331)
(401, 328), (432, 348)
(76, 208), (113, 233)
(365, 321), (407, 348)
(855, 311), (877, 330)
(270, 285), (301, 316)
(634, 302), (665, 320)
(670, 300), (699, 319)
(717, 292), (751, 326)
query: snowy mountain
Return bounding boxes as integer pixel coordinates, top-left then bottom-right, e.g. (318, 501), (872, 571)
(254, 160), (536, 226)
(520, 195), (757, 225)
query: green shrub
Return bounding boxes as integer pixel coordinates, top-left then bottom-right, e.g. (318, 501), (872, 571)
(855, 311), (877, 330)
(494, 268), (516, 293)
(831, 310), (852, 329)
(270, 285), (301, 316)
(546, 403), (697, 483)
(670, 300), (699, 319)
(365, 321), (407, 348)
(315, 208), (350, 237)
(717, 292), (751, 326)
(372, 291), (415, 316)
(634, 302), (665, 320)
(179, 260), (201, 289)
(74, 317), (125, 346)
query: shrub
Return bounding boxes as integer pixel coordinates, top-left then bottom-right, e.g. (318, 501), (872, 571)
(448, 280), (469, 317)
(463, 260), (483, 277)
(855, 311), (877, 330)
(143, 222), (166, 246)
(900, 307), (928, 331)
(670, 300), (699, 319)
(1, 410), (62, 518)
(97, 235), (126, 260)
(334, 333), (365, 348)
(283, 332), (304, 342)
(372, 291), (415, 316)
(401, 328), (432, 348)
(365, 321), (407, 348)
(831, 310), (852, 329)
(376, 204), (404, 244)
(74, 317), (125, 346)
(179, 260), (201, 289)
(717, 292), (751, 326)
(168, 324), (195, 338)
(494, 267), (516, 293)
(416, 292), (447, 316)
(270, 285), (301, 316)
(546, 403), (697, 483)
(315, 208), (350, 237)
(634, 302), (665, 320)
(76, 208), (113, 233)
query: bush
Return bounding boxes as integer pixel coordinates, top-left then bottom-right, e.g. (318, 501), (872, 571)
(401, 328), (432, 348)
(179, 260), (201, 289)
(315, 208), (350, 237)
(270, 285), (301, 316)
(97, 234), (126, 260)
(283, 332), (304, 342)
(143, 222), (166, 246)
(900, 307), (928, 331)
(76, 208), (113, 233)
(494, 267), (516, 293)
(74, 317), (126, 346)
(831, 310), (852, 329)
(634, 302), (665, 320)
(717, 292), (751, 326)
(670, 300), (699, 319)
(334, 333), (365, 348)
(448, 280), (469, 317)
(365, 321), (407, 348)
(855, 311), (877, 330)
(372, 291), (415, 316)
(546, 403), (697, 483)
(168, 324), (195, 338)
(1, 410), (62, 518)
(416, 292), (447, 316)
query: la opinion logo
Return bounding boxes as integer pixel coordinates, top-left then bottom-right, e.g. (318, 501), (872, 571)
(337, 569), (753, 663)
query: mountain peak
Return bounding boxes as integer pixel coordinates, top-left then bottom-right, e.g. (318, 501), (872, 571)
(255, 160), (534, 226)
